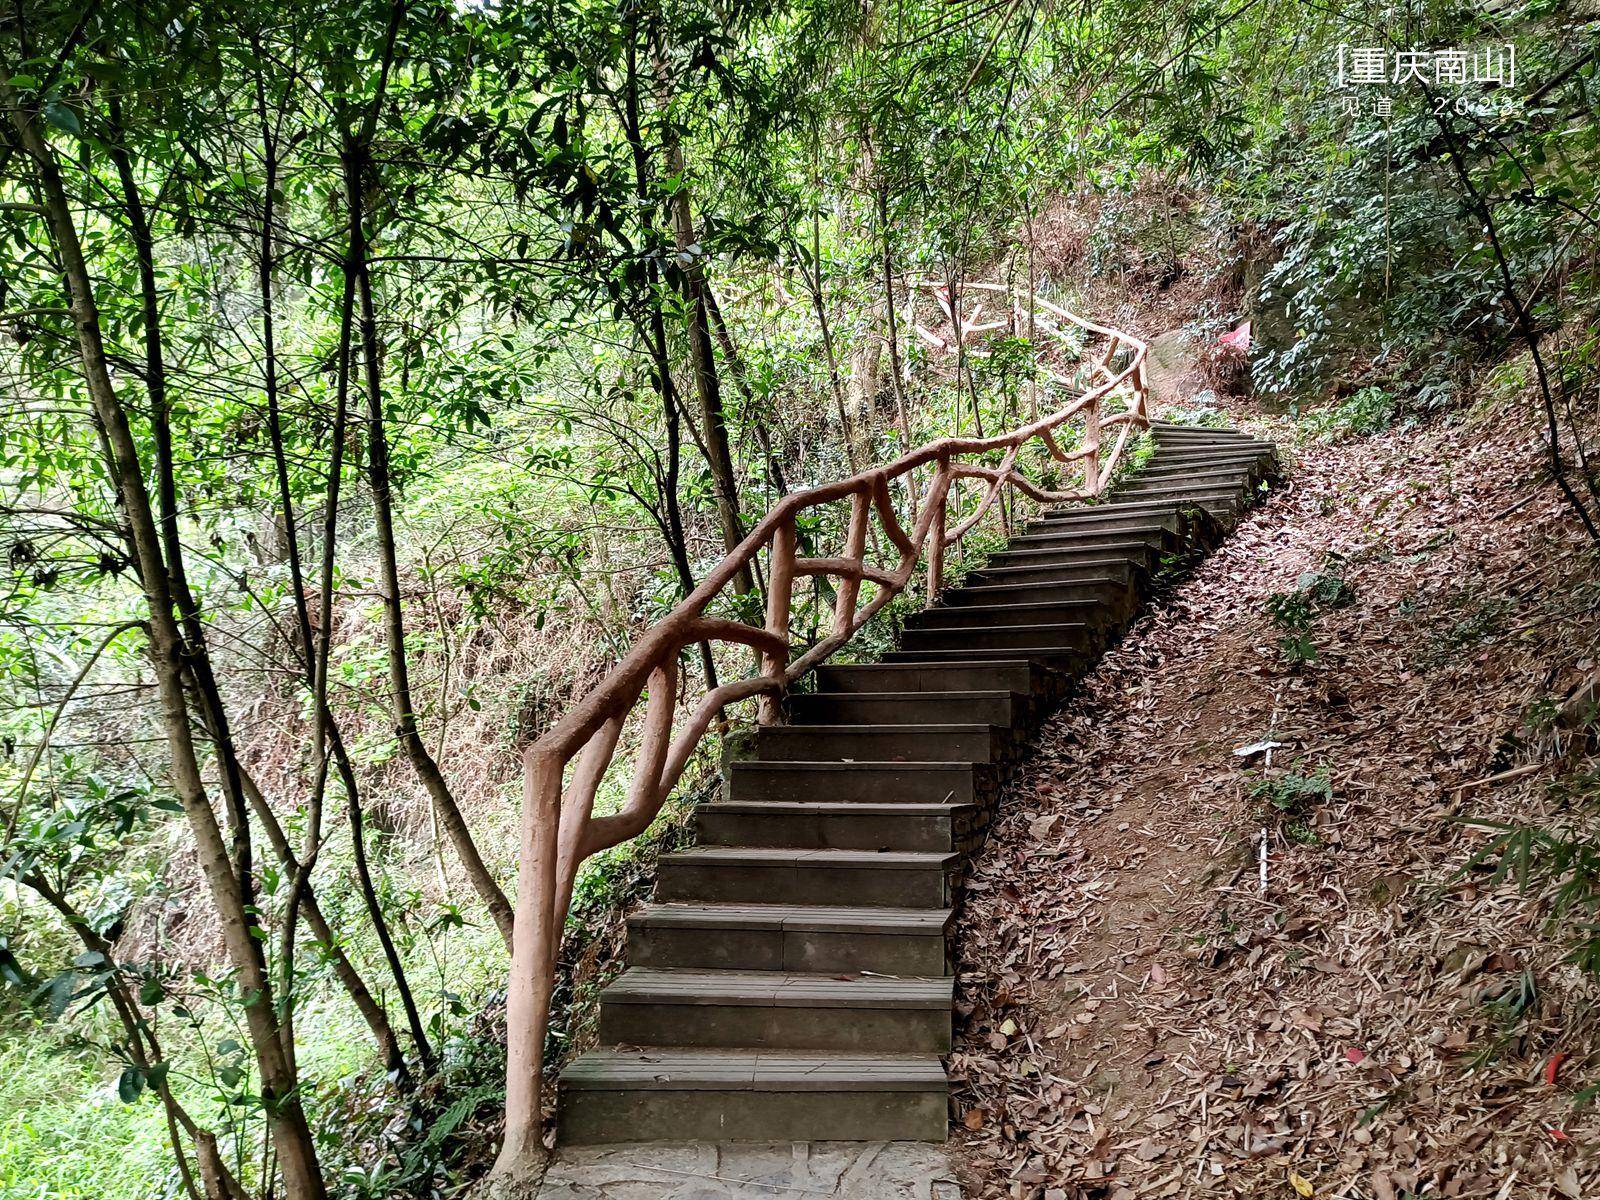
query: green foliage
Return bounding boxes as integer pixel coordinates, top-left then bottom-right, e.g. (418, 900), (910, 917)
(1265, 556), (1355, 666)
(1300, 386), (1399, 443)
(1251, 767), (1332, 820)
(1460, 773), (1600, 979)
(0, 1021), (176, 1200)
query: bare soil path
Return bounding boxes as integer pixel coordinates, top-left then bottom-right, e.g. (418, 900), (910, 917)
(952, 399), (1600, 1199)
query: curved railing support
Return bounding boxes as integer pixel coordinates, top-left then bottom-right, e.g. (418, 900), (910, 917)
(491, 282), (1151, 1172)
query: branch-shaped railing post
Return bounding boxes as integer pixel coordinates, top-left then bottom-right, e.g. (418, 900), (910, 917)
(926, 458), (949, 602)
(758, 518), (795, 725)
(491, 285), (1152, 1179)
(1083, 383), (1102, 496)
(498, 747), (562, 1172)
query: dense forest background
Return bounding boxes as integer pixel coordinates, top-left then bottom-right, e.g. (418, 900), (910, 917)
(2, 0), (1598, 1195)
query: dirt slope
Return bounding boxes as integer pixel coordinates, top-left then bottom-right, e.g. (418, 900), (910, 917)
(953, 397), (1600, 1198)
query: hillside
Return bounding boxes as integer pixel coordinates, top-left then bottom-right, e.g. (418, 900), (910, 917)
(953, 394), (1600, 1197)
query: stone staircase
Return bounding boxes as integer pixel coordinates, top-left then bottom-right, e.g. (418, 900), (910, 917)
(556, 421), (1279, 1144)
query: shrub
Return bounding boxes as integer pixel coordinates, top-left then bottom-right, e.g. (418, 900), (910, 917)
(1264, 556), (1356, 666)
(1300, 386), (1398, 442)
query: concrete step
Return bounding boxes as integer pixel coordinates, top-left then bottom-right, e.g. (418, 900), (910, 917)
(1113, 473), (1249, 496)
(791, 689), (1022, 726)
(983, 540), (1159, 570)
(729, 759), (976, 803)
(597, 969), (953, 1053)
(1150, 433), (1265, 449)
(966, 558), (1143, 588)
(627, 902), (952, 974)
(1018, 520), (1209, 560)
(943, 578), (1132, 612)
(697, 800), (970, 852)
(1144, 446), (1275, 469)
(1037, 496), (1194, 519)
(898, 621), (1097, 654)
(911, 599), (1114, 631)
(1148, 433), (1274, 451)
(1022, 510), (1183, 537)
(1150, 421), (1262, 440)
(1152, 435), (1273, 448)
(814, 659), (1038, 695)
(1133, 459), (1274, 482)
(755, 723), (1002, 764)
(1117, 483), (1254, 510)
(883, 645), (1090, 668)
(1102, 469), (1258, 496)
(656, 846), (958, 907)
(1004, 524), (1175, 553)
(1140, 461), (1272, 484)
(558, 1050), (949, 1143)
(1107, 491), (1245, 518)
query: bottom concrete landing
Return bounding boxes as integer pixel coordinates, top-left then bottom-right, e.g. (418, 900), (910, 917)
(533, 1140), (958, 1199)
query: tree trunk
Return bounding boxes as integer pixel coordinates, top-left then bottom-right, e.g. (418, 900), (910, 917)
(874, 179), (917, 513)
(618, 24), (718, 691)
(704, 285), (789, 497)
(237, 767), (412, 1081)
(652, 48), (753, 596)
(802, 207), (859, 470)
(2, 74), (327, 1200)
(343, 140), (514, 946)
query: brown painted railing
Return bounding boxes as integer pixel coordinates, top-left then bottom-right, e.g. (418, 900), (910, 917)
(494, 283), (1150, 1166)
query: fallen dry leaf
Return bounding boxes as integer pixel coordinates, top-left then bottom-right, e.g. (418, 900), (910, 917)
(947, 398), (1600, 1199)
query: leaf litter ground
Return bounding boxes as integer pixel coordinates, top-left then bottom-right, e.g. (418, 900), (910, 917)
(951, 398), (1600, 1199)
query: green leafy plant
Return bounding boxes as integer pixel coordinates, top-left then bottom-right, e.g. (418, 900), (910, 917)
(1251, 767), (1332, 822)
(1301, 386), (1399, 442)
(1264, 556), (1356, 665)
(1459, 782), (1600, 978)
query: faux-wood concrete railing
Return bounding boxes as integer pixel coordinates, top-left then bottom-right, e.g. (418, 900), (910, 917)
(494, 284), (1150, 1167)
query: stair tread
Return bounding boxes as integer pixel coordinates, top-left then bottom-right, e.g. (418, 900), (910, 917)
(733, 759), (973, 771)
(885, 647), (1087, 660)
(706, 800), (972, 814)
(1145, 448), (1273, 462)
(632, 902), (952, 932)
(1151, 431), (1262, 441)
(989, 539), (1152, 555)
(1119, 476), (1249, 488)
(1044, 497), (1192, 512)
(563, 1048), (947, 1090)
(605, 967), (953, 1007)
(804, 688), (1016, 701)
(1112, 489), (1243, 502)
(818, 658), (1038, 671)
(665, 846), (957, 867)
(956, 574), (1122, 587)
(764, 722), (997, 734)
(1010, 526), (1167, 540)
(928, 600), (1102, 615)
(1149, 436), (1273, 447)
(1112, 472), (1257, 486)
(1049, 495), (1235, 513)
(1151, 432), (1267, 442)
(1146, 461), (1266, 471)
(1150, 435), (1269, 446)
(972, 558), (1136, 575)
(904, 620), (1090, 633)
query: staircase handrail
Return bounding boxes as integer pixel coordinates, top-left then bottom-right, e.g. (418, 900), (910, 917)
(495, 282), (1151, 1164)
